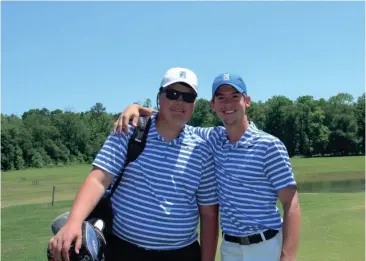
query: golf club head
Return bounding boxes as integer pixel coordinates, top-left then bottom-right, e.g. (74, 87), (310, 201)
(47, 212), (106, 261)
(51, 211), (70, 234)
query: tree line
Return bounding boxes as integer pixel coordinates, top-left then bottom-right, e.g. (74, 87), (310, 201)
(1, 92), (364, 171)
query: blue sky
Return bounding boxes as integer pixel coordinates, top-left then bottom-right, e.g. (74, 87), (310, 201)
(2, 1), (365, 116)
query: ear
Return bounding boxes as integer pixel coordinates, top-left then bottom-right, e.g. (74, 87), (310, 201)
(156, 93), (161, 110)
(245, 95), (251, 109)
(210, 99), (215, 112)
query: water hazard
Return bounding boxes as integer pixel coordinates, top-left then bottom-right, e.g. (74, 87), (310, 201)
(297, 178), (365, 193)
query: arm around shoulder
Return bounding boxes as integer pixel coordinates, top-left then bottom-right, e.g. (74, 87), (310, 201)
(113, 104), (156, 135)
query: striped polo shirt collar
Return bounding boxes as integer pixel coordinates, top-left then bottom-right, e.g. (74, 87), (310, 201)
(149, 112), (189, 145)
(222, 122), (259, 149)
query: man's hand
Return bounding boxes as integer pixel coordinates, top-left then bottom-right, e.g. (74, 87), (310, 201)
(48, 167), (114, 261)
(48, 221), (82, 261)
(112, 104), (141, 136)
(112, 104), (156, 136)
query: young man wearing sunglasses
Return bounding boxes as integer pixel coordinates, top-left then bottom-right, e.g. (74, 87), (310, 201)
(48, 67), (219, 261)
(113, 73), (301, 261)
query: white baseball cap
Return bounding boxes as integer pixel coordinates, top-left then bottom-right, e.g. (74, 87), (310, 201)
(160, 67), (198, 94)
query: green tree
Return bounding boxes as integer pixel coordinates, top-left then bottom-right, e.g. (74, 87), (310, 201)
(1, 92), (365, 171)
(308, 106), (329, 155)
(248, 101), (267, 130)
(294, 96), (316, 156)
(143, 98), (152, 108)
(264, 96), (296, 156)
(324, 93), (358, 155)
(355, 93), (365, 154)
(188, 99), (215, 127)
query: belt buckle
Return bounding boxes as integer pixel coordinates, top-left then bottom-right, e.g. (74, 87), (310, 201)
(238, 236), (250, 245)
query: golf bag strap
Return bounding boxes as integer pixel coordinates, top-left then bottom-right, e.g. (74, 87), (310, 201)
(109, 116), (152, 196)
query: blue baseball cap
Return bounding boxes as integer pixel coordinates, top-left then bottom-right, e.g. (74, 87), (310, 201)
(212, 73), (247, 96)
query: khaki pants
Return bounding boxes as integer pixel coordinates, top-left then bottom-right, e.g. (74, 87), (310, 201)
(221, 230), (283, 261)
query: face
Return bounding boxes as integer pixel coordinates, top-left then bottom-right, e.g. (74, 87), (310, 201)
(210, 85), (251, 126)
(158, 83), (196, 127)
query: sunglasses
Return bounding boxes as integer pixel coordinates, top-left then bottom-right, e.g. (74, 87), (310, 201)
(163, 89), (197, 103)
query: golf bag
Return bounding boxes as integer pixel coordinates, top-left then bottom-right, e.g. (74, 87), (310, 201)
(47, 116), (151, 261)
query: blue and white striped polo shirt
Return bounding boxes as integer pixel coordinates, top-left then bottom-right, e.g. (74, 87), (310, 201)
(187, 123), (297, 236)
(92, 113), (218, 250)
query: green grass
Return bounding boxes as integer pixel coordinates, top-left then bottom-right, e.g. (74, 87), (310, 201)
(1, 165), (89, 208)
(290, 156), (365, 182)
(2, 194), (364, 261)
(295, 193), (364, 261)
(1, 156), (365, 261)
(1, 201), (72, 261)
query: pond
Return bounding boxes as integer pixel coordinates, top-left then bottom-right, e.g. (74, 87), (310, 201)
(297, 178), (365, 193)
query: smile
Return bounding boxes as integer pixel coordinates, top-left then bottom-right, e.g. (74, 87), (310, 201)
(172, 108), (184, 113)
(223, 110), (236, 114)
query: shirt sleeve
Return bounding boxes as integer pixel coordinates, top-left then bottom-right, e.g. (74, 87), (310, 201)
(92, 125), (135, 177)
(196, 143), (218, 205)
(187, 126), (215, 142)
(187, 126), (220, 153)
(263, 138), (297, 191)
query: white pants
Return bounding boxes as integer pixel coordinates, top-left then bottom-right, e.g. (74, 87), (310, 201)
(221, 230), (283, 261)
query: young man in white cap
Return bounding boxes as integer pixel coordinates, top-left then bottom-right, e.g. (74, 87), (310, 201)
(48, 67), (219, 261)
(113, 73), (301, 261)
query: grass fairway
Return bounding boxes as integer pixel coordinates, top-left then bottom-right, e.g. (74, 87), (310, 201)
(2, 194), (364, 261)
(1, 156), (365, 261)
(1, 164), (89, 208)
(296, 193), (364, 261)
(1, 201), (72, 261)
(291, 156), (365, 182)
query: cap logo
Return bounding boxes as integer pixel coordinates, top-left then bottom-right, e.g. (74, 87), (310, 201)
(179, 71), (187, 79)
(223, 73), (230, 80)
